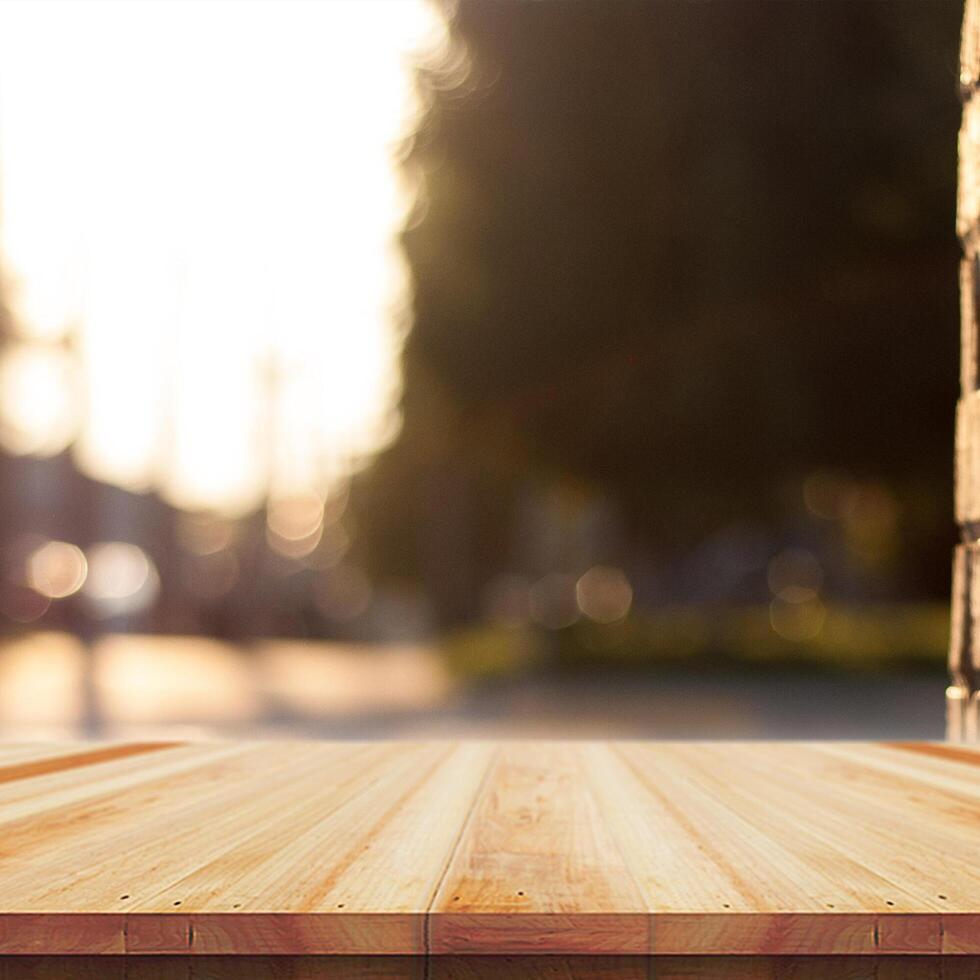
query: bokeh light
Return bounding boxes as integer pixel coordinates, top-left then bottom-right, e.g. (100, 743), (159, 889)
(267, 494), (324, 542)
(576, 566), (633, 624)
(83, 542), (160, 618)
(266, 493), (325, 559)
(770, 595), (827, 642)
(27, 540), (87, 599)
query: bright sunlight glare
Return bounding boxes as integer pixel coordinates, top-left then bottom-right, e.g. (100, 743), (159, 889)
(0, 0), (445, 516)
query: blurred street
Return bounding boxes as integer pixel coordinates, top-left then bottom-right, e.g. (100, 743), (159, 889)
(0, 632), (944, 741)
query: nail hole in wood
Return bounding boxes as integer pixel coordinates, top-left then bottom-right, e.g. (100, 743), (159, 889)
(886, 901), (895, 907)
(119, 895), (129, 901)
(517, 891), (524, 896)
(233, 904), (241, 909)
(173, 901), (182, 906)
(826, 903), (835, 908)
(337, 903), (345, 908)
(723, 903), (731, 909)
(939, 894), (948, 901)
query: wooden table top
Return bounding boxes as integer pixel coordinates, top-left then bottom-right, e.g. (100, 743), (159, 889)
(0, 740), (978, 957)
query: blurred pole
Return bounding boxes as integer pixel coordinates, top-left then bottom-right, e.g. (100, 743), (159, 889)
(948, 546), (977, 741)
(952, 0), (980, 742)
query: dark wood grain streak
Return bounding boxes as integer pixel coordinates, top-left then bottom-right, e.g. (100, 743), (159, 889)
(883, 742), (980, 768)
(0, 742), (182, 786)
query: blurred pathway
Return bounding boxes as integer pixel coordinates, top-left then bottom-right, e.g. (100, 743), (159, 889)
(0, 632), (945, 740)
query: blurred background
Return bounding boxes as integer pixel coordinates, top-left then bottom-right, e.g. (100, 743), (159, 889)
(0, 0), (964, 740)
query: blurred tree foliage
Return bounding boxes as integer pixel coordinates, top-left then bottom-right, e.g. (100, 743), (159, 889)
(354, 0), (963, 625)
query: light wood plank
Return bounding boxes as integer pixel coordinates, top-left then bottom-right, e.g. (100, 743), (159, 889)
(0, 742), (493, 954)
(0, 741), (977, 957)
(429, 742), (648, 954)
(589, 744), (880, 953)
(0, 741), (180, 787)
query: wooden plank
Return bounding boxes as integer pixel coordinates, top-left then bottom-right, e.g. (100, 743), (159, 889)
(0, 741), (977, 957)
(0, 741), (246, 825)
(0, 743), (126, 766)
(588, 742), (980, 954)
(159, 742), (492, 910)
(0, 742), (493, 955)
(883, 741), (980, 767)
(429, 742), (648, 954)
(589, 744), (883, 954)
(150, 741), (494, 954)
(0, 741), (180, 787)
(688, 742), (980, 956)
(671, 743), (976, 908)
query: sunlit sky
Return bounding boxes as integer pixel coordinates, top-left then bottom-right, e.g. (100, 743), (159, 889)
(0, 0), (444, 516)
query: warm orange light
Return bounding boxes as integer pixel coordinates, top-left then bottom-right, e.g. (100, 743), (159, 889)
(0, 0), (447, 516)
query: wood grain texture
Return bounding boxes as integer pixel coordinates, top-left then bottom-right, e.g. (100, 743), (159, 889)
(0, 741), (977, 957)
(430, 743), (647, 954)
